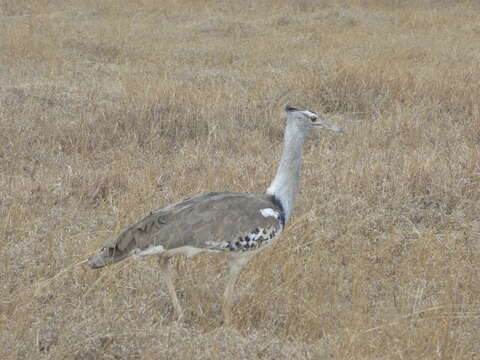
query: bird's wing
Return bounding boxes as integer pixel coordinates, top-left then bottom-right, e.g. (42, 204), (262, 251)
(89, 192), (284, 268)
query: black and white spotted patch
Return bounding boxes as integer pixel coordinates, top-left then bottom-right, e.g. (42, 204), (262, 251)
(205, 226), (281, 252)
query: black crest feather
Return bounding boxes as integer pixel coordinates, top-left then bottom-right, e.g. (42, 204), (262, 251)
(285, 105), (300, 112)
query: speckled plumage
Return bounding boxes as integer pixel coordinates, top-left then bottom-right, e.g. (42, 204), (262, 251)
(206, 224), (280, 252)
(88, 192), (284, 268)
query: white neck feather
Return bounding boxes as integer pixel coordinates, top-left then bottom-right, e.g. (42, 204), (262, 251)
(266, 120), (307, 223)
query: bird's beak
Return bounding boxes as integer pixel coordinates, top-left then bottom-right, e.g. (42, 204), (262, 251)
(313, 119), (344, 133)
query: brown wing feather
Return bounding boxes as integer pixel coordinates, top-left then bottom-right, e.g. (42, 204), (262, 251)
(89, 192), (282, 268)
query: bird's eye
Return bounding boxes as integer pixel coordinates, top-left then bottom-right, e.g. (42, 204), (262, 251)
(310, 117), (318, 122)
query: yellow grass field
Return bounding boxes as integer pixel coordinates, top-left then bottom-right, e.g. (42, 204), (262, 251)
(1, 0), (479, 358)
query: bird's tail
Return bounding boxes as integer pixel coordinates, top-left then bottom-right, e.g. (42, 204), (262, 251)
(88, 245), (130, 269)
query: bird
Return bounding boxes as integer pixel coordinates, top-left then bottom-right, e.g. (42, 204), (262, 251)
(88, 105), (343, 324)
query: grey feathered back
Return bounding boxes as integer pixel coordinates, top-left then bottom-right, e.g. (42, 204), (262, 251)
(90, 192), (283, 267)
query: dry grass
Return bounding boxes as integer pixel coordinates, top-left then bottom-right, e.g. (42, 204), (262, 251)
(1, 0), (480, 358)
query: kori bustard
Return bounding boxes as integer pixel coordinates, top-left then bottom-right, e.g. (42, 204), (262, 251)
(89, 106), (343, 323)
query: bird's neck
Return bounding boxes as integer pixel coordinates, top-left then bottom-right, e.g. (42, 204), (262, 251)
(266, 121), (306, 223)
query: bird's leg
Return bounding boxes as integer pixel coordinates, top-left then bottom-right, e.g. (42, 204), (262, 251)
(223, 262), (241, 326)
(223, 253), (253, 326)
(159, 257), (184, 321)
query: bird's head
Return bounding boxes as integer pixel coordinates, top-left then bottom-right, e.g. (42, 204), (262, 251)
(285, 106), (344, 134)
